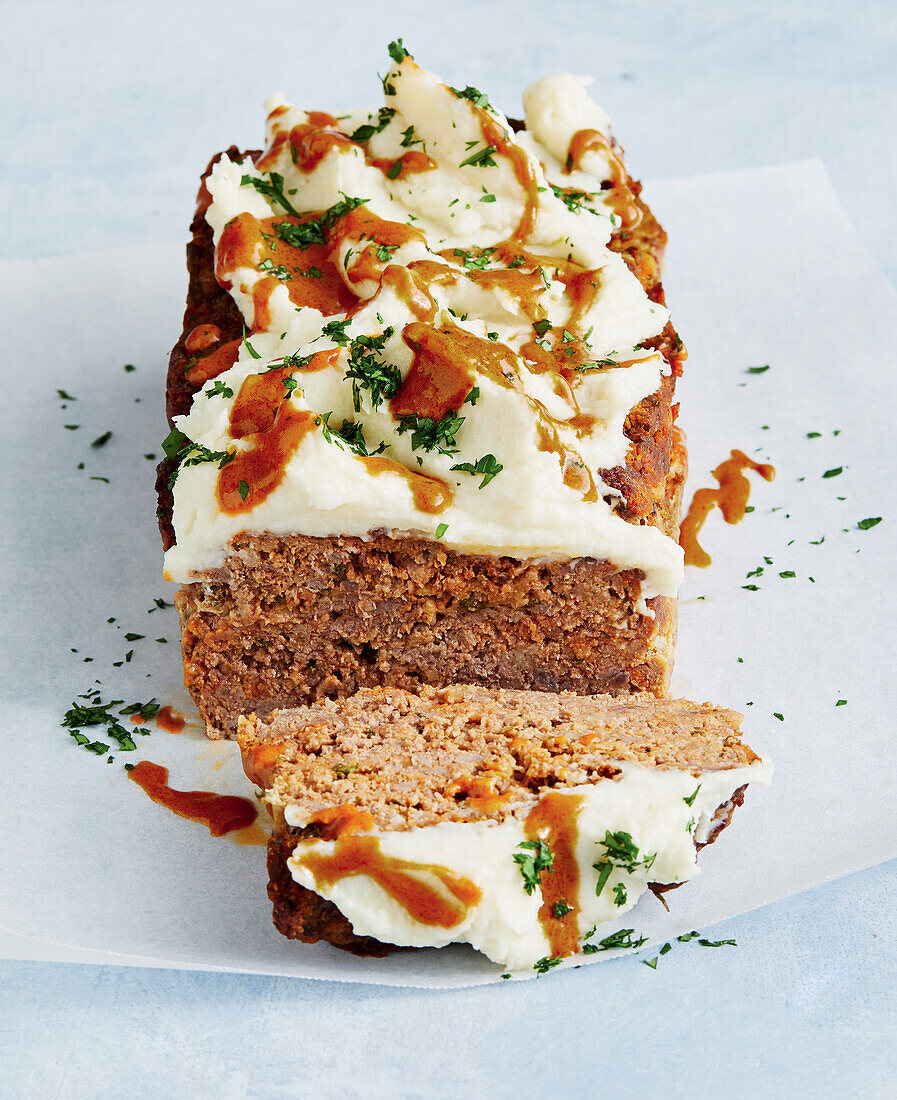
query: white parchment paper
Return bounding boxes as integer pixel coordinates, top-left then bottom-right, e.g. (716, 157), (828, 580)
(1, 161), (895, 986)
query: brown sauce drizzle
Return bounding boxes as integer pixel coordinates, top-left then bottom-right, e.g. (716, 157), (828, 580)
(390, 322), (476, 421)
(564, 128), (642, 230)
(680, 449), (776, 567)
(156, 705), (186, 734)
(476, 113), (540, 240)
(525, 792), (585, 958)
(287, 123), (355, 172)
(330, 207), (427, 286)
(252, 274), (281, 331)
(306, 111), (339, 128)
(307, 805), (376, 840)
(380, 265), (438, 322)
(450, 775), (515, 815)
(128, 761), (258, 837)
(408, 260), (460, 288)
(241, 739), (289, 789)
(361, 456), (452, 514)
(536, 418), (599, 501)
(185, 338), (242, 386)
(215, 211), (356, 321)
(370, 151), (437, 179)
(298, 834), (481, 928)
(185, 323), (221, 354)
(219, 399), (317, 515)
(465, 267), (546, 320)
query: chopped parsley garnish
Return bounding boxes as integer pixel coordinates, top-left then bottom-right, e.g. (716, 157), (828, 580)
(463, 386), (480, 407)
(434, 522), (449, 539)
(375, 243), (399, 262)
(91, 431), (112, 449)
(773, 712), (784, 721)
(397, 412), (465, 455)
(858, 516), (882, 530)
(581, 928), (648, 954)
(385, 159), (403, 180)
(533, 319), (552, 338)
(746, 365), (770, 374)
(387, 38), (409, 63)
(257, 257), (293, 281)
(550, 184), (595, 214)
(449, 85), (493, 111)
(400, 125), (422, 148)
(552, 900), (572, 919)
(452, 247), (496, 270)
(242, 334), (262, 359)
(333, 762), (358, 779)
(459, 144), (498, 169)
(205, 380), (234, 399)
(836, 699), (847, 706)
(57, 388), (77, 401)
(683, 784), (701, 807)
(350, 107), (395, 143)
(677, 931), (737, 948)
(316, 412), (387, 457)
(533, 955), (563, 974)
(180, 443), (234, 472)
(238, 480), (249, 501)
(241, 171), (299, 216)
(300, 266), (322, 279)
(612, 883), (627, 907)
(321, 318), (353, 346)
(513, 838), (554, 895)
(344, 329), (400, 412)
(593, 831), (657, 899)
(450, 453), (503, 488)
(822, 467), (843, 478)
(162, 427), (188, 460)
(273, 195), (368, 250)
(62, 694), (161, 756)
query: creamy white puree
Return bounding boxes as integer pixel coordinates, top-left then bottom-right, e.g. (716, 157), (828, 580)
(285, 758), (772, 971)
(164, 57), (683, 600)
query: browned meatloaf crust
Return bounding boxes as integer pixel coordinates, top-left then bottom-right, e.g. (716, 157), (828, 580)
(239, 686), (757, 955)
(159, 143), (687, 739)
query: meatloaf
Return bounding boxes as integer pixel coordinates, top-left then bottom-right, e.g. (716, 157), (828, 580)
(158, 46), (688, 739)
(238, 684), (771, 970)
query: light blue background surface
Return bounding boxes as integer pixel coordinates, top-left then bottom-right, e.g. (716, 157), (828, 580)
(2, 1), (895, 1095)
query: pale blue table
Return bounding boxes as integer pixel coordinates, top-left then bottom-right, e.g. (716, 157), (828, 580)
(2, 2), (895, 1095)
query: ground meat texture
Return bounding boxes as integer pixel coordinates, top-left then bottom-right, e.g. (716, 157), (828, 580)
(177, 534), (679, 739)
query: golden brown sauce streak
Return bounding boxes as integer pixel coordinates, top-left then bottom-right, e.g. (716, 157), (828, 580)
(525, 792), (585, 957)
(219, 402), (317, 515)
(330, 207), (426, 286)
(307, 805), (376, 840)
(215, 211), (356, 321)
(156, 705), (186, 734)
(370, 151), (438, 179)
(128, 761), (258, 837)
(185, 323), (221, 354)
(287, 123), (355, 172)
(185, 338), (242, 386)
(680, 449), (776, 567)
(390, 322), (476, 421)
(475, 113), (540, 241)
(361, 457), (452, 515)
(564, 128), (642, 230)
(298, 834), (481, 928)
(381, 265), (438, 322)
(241, 738), (290, 789)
